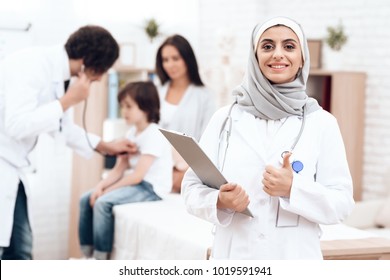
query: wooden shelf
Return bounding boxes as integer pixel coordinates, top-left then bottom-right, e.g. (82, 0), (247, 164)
(308, 70), (366, 201)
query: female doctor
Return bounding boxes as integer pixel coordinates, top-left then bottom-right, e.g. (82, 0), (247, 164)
(182, 17), (355, 259)
(0, 25), (135, 259)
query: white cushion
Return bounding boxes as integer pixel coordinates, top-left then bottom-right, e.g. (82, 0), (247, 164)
(343, 199), (384, 229)
(374, 195), (390, 228)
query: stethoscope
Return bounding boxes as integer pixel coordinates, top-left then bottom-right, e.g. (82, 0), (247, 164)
(218, 101), (306, 173)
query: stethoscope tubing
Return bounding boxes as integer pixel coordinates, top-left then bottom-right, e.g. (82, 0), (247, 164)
(218, 102), (306, 172)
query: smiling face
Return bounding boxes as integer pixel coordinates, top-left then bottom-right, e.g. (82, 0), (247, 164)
(256, 25), (303, 84)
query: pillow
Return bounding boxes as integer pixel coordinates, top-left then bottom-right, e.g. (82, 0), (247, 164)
(374, 195), (390, 228)
(343, 199), (383, 229)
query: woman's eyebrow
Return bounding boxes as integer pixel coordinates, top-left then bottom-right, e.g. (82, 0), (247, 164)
(259, 38), (298, 44)
(282, 38), (299, 44)
(259, 38), (274, 43)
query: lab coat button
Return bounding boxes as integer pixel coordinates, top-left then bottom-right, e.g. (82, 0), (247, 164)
(259, 199), (266, 206)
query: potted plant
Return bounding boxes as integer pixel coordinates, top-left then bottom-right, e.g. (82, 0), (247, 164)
(324, 22), (348, 69)
(144, 18), (160, 43)
(325, 22), (348, 51)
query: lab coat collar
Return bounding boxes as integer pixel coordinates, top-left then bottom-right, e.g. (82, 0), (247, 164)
(232, 107), (266, 160)
(231, 106), (302, 161)
(267, 116), (302, 160)
(47, 45), (70, 99)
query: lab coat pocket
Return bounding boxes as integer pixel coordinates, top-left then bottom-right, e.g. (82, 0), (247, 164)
(276, 201), (299, 227)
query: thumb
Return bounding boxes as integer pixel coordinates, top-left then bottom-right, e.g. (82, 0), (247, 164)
(282, 152), (293, 169)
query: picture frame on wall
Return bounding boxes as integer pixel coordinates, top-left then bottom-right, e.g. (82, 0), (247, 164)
(308, 40), (322, 69)
(117, 42), (136, 68)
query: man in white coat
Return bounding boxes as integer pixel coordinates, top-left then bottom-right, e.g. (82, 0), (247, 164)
(0, 25), (135, 259)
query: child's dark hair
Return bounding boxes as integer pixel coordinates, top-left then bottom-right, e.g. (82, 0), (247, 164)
(117, 81), (160, 123)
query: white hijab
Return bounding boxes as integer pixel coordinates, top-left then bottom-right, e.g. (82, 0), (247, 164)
(232, 17), (321, 120)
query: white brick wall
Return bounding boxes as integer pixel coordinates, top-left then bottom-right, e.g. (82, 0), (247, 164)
(199, 0), (390, 199)
(3, 0), (389, 259)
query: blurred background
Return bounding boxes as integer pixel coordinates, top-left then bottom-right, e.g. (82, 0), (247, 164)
(1, 0), (389, 259)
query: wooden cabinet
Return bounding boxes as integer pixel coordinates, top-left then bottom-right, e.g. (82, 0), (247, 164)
(307, 69), (366, 201)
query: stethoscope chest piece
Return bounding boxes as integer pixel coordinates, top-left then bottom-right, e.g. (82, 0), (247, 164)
(280, 151), (304, 173)
(292, 160), (304, 173)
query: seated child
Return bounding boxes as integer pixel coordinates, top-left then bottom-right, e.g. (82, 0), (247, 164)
(78, 81), (173, 260)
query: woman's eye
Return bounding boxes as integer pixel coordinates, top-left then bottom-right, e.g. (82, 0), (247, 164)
(262, 44), (273, 50)
(285, 44), (295, 50)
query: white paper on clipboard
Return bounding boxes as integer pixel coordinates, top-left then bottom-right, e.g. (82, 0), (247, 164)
(159, 128), (253, 218)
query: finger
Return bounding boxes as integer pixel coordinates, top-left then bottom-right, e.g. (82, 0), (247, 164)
(238, 191), (250, 206)
(262, 178), (269, 188)
(78, 71), (91, 83)
(236, 195), (249, 212)
(262, 170), (271, 181)
(78, 70), (86, 78)
(264, 165), (277, 174)
(282, 152), (292, 169)
(263, 185), (274, 196)
(220, 183), (237, 192)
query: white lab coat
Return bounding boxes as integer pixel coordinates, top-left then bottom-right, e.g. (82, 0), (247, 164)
(182, 105), (355, 259)
(0, 45), (100, 246)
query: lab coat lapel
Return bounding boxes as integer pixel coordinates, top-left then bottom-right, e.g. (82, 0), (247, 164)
(233, 110), (266, 160)
(50, 46), (66, 100)
(268, 116), (302, 160)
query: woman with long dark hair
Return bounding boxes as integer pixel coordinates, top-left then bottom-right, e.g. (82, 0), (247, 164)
(156, 34), (216, 193)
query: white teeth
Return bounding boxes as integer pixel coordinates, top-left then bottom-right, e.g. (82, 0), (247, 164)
(271, 65), (286, 69)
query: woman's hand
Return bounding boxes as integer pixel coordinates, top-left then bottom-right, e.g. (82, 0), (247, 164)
(262, 152), (293, 197)
(217, 183), (250, 213)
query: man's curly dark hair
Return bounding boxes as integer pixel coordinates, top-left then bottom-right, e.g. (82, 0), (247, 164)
(65, 25), (119, 74)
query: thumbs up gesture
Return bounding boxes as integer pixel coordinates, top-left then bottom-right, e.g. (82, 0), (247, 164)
(262, 152), (293, 197)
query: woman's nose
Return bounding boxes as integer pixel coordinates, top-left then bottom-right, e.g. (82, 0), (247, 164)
(164, 59), (173, 68)
(272, 46), (284, 60)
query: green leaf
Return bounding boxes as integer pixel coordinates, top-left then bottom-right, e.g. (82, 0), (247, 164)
(325, 23), (348, 51)
(144, 18), (160, 43)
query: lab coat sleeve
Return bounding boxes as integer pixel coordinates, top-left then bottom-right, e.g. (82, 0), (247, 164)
(60, 112), (101, 159)
(182, 107), (235, 226)
(279, 116), (355, 224)
(3, 72), (64, 140)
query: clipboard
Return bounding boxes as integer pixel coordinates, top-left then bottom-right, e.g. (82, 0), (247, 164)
(159, 128), (253, 217)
